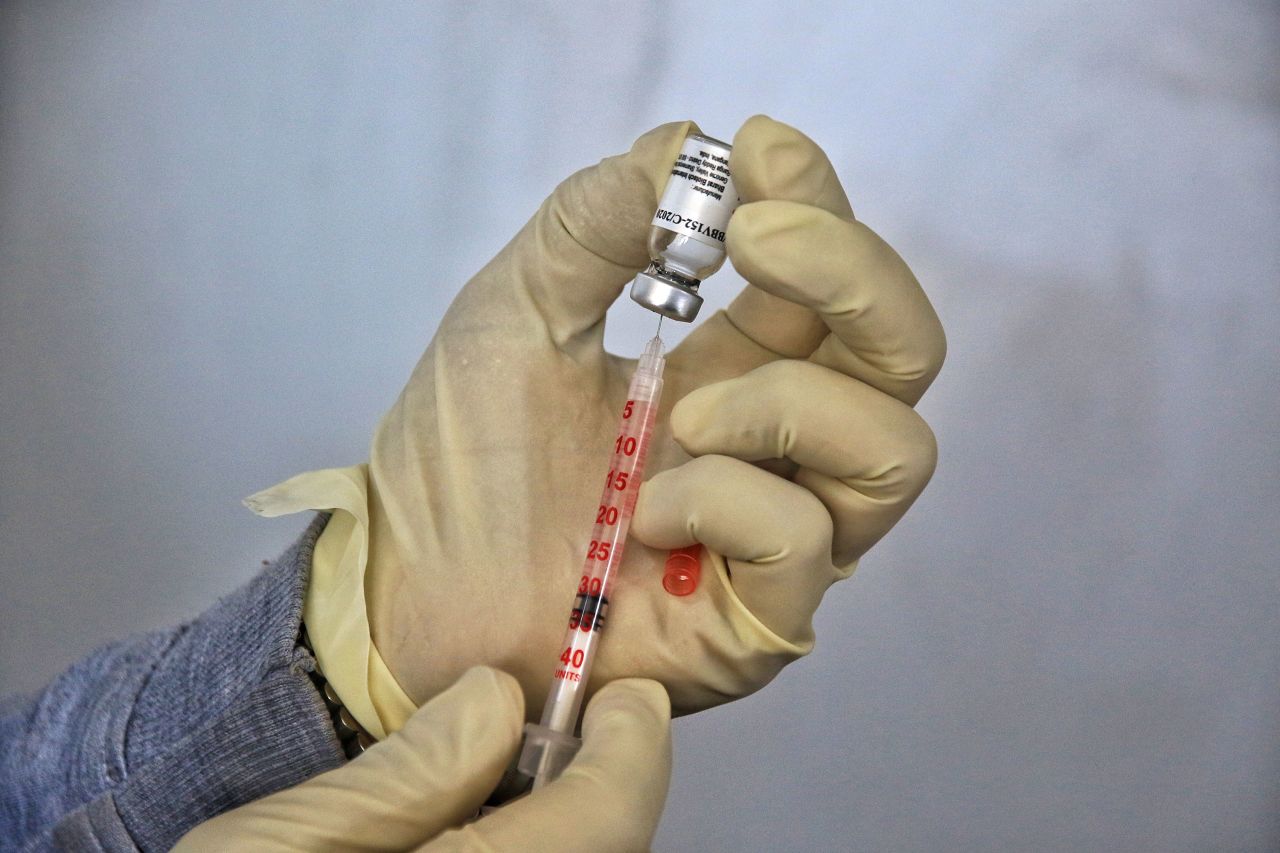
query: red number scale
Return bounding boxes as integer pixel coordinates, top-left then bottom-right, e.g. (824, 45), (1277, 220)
(518, 335), (666, 789)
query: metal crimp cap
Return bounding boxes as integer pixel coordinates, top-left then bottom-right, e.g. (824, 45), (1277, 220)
(629, 265), (703, 322)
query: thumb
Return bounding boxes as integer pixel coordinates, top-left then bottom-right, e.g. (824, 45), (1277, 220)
(174, 667), (524, 852)
(461, 121), (694, 351)
(428, 679), (672, 852)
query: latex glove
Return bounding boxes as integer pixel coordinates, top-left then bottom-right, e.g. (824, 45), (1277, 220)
(174, 667), (671, 852)
(367, 115), (945, 715)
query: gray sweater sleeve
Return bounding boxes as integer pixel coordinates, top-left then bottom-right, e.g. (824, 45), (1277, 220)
(0, 514), (346, 852)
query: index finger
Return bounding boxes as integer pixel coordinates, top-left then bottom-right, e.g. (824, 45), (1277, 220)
(721, 116), (854, 358)
(668, 116), (843, 382)
(727, 200), (947, 405)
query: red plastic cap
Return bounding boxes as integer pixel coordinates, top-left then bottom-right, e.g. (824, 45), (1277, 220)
(662, 545), (703, 597)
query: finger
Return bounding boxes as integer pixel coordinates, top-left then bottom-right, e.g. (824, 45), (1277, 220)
(427, 679), (672, 853)
(728, 199), (947, 405)
(468, 121), (693, 351)
(732, 114), (855, 220)
(174, 667), (523, 852)
(671, 360), (938, 569)
(631, 454), (836, 644)
(669, 115), (844, 381)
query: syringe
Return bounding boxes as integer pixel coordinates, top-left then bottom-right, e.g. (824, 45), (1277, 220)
(514, 128), (736, 791)
(517, 333), (666, 789)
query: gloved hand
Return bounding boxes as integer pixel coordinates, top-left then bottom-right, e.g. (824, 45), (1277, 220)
(174, 667), (671, 852)
(366, 115), (945, 715)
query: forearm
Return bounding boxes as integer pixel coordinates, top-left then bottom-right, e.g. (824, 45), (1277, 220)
(0, 514), (344, 851)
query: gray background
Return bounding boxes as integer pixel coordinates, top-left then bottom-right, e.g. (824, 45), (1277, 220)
(2, 2), (1277, 850)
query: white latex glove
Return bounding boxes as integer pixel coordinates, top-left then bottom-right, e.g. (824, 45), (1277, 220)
(365, 115), (945, 715)
(174, 667), (671, 852)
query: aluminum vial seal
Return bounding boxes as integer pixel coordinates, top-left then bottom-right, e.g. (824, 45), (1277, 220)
(630, 132), (738, 322)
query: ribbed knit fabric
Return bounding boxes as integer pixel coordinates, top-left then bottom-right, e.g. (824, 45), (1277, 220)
(0, 514), (345, 852)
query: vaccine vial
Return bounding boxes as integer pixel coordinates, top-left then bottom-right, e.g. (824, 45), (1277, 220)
(630, 132), (738, 322)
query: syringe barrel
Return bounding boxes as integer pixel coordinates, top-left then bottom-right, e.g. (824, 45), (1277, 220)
(525, 337), (665, 783)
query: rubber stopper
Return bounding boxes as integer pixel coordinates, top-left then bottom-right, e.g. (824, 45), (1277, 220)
(662, 545), (703, 596)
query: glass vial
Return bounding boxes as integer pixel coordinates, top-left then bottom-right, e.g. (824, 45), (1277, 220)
(630, 132), (738, 322)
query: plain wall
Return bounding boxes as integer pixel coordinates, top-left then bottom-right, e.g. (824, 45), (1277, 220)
(2, 2), (1277, 850)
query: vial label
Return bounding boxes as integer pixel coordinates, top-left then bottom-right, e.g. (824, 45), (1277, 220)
(651, 135), (739, 250)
